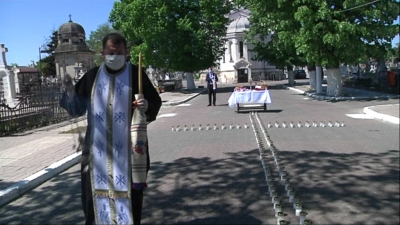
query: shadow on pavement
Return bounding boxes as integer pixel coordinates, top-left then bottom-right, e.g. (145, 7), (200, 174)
(175, 214), (262, 225)
(236, 109), (283, 114)
(0, 167), (84, 224)
(275, 149), (399, 225)
(0, 148), (399, 224)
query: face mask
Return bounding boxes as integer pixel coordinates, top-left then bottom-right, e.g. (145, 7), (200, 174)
(105, 55), (125, 70)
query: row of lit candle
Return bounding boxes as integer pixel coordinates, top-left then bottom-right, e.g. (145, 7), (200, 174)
(267, 121), (345, 128)
(250, 112), (313, 225)
(171, 123), (250, 131)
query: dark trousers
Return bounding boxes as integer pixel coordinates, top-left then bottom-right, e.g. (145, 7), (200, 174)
(81, 151), (150, 225)
(208, 86), (216, 105)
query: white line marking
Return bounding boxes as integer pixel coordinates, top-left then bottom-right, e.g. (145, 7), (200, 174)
(158, 113), (177, 118)
(346, 114), (374, 119)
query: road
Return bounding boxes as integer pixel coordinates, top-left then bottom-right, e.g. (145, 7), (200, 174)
(0, 84), (399, 225)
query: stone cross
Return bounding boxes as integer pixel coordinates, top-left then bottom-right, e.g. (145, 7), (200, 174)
(0, 43), (8, 67)
(390, 55), (396, 67)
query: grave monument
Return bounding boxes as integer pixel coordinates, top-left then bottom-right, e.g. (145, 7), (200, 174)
(0, 43), (17, 107)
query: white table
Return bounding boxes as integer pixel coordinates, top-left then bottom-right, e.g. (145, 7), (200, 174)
(227, 90), (272, 112)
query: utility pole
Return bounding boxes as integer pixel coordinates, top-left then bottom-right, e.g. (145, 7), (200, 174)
(39, 46), (42, 77)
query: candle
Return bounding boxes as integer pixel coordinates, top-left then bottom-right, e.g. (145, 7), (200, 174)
(279, 220), (288, 225)
(304, 219), (312, 225)
(281, 175), (287, 185)
(289, 194), (296, 203)
(265, 169), (271, 177)
(272, 196), (280, 204)
(294, 196), (301, 205)
(271, 191), (278, 200)
(275, 207), (282, 217)
(276, 211), (284, 223)
(138, 52), (143, 94)
(287, 188), (294, 197)
(295, 203), (302, 216)
(285, 183), (291, 191)
(299, 211), (307, 225)
(269, 185), (276, 194)
(293, 199), (301, 209)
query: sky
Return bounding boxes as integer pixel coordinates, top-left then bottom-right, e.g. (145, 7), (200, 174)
(0, 0), (116, 66)
(0, 0), (399, 66)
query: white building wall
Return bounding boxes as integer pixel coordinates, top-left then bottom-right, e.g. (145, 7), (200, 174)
(215, 8), (284, 84)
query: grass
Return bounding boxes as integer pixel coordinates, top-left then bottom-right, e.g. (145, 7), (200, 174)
(60, 126), (86, 134)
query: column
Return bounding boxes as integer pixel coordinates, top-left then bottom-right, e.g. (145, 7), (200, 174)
(232, 39), (239, 62)
(228, 41), (233, 62)
(224, 41), (230, 63)
(243, 40), (248, 61)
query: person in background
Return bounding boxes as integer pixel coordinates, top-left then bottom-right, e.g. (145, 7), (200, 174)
(205, 67), (218, 106)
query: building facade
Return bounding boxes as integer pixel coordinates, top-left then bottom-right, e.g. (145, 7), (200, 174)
(207, 8), (284, 84)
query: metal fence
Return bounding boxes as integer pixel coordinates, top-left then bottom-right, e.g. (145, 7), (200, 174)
(0, 83), (71, 136)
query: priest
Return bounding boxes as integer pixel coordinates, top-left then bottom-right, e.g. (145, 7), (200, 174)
(60, 33), (161, 225)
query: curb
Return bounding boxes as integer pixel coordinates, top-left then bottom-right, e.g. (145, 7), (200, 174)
(285, 85), (399, 125)
(9, 116), (87, 136)
(284, 85), (399, 101)
(0, 89), (205, 207)
(0, 152), (81, 207)
(162, 89), (207, 106)
(363, 106), (400, 125)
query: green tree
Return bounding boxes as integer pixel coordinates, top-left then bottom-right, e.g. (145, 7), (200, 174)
(109, 0), (233, 89)
(246, 0), (399, 66)
(86, 22), (120, 66)
(38, 30), (57, 76)
(242, 0), (308, 85)
(242, 0), (399, 95)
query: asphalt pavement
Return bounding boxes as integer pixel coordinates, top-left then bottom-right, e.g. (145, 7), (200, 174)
(0, 80), (398, 224)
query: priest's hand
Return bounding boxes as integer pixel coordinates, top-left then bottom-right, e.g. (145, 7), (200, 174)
(63, 74), (75, 99)
(133, 98), (148, 112)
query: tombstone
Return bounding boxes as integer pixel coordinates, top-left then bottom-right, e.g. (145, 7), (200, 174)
(146, 65), (158, 87)
(11, 65), (21, 93)
(0, 43), (17, 106)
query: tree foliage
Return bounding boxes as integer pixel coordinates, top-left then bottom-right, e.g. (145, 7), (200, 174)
(38, 30), (57, 76)
(109, 0), (233, 72)
(86, 22), (120, 66)
(242, 0), (399, 68)
(243, 0), (307, 69)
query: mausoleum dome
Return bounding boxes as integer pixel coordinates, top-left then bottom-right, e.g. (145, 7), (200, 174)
(58, 20), (85, 35)
(55, 16), (91, 53)
(227, 16), (249, 33)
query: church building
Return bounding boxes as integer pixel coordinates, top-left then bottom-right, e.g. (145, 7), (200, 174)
(213, 8), (284, 83)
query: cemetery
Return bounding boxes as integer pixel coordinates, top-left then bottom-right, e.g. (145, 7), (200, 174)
(0, 13), (398, 136)
(0, 44), (70, 136)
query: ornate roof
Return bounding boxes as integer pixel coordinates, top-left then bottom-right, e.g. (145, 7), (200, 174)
(227, 16), (249, 34)
(55, 15), (93, 53)
(58, 15), (85, 35)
